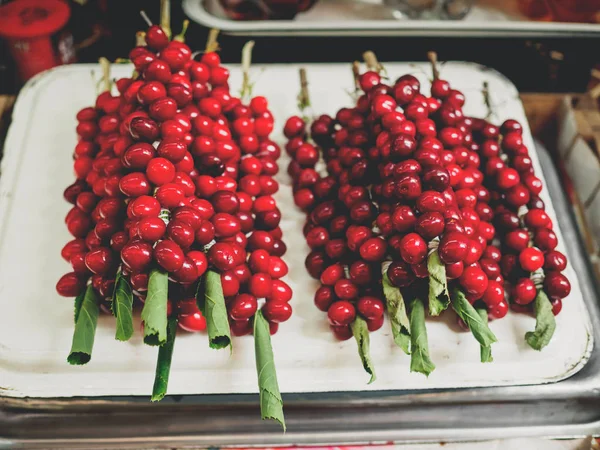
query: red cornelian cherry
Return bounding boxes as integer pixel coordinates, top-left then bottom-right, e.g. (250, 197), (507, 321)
(489, 300), (508, 319)
(268, 279), (292, 303)
(544, 271), (571, 298)
(505, 229), (530, 252)
(438, 231), (469, 264)
(483, 280), (504, 307)
(249, 273), (272, 298)
(459, 266), (488, 296)
(544, 250), (567, 272)
(56, 272), (85, 297)
(154, 240), (185, 272)
(121, 240), (153, 272)
(512, 278), (536, 305)
(519, 247), (544, 272)
(263, 302), (292, 323)
(327, 301), (356, 326)
(137, 216), (167, 243)
(334, 279), (358, 300)
(357, 296), (385, 320)
(359, 237), (388, 262)
(534, 228), (558, 251)
(314, 286), (335, 312)
(399, 233), (427, 264)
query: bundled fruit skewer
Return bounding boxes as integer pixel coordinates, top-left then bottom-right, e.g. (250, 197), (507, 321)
(57, 3), (287, 428)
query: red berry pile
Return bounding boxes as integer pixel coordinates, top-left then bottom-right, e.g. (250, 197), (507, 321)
(283, 54), (568, 375)
(57, 25), (290, 338)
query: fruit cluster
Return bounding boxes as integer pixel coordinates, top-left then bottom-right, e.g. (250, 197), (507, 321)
(57, 22), (291, 344)
(283, 54), (567, 376)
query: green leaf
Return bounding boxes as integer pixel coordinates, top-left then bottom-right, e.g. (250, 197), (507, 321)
(203, 270), (232, 350)
(451, 288), (498, 348)
(409, 297), (436, 376)
(73, 289), (85, 324)
(151, 317), (177, 402)
(113, 270), (134, 342)
(68, 285), (99, 365)
(254, 310), (285, 430)
(526, 289), (556, 351)
(427, 250), (450, 316)
(141, 269), (169, 346)
(476, 308), (493, 363)
(351, 316), (376, 384)
(382, 272), (410, 354)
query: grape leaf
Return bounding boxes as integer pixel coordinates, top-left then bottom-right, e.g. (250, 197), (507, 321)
(476, 308), (493, 363)
(451, 288), (497, 348)
(409, 297), (436, 376)
(68, 285), (99, 365)
(382, 272), (410, 354)
(526, 289), (556, 351)
(113, 270), (134, 342)
(351, 316), (376, 384)
(427, 250), (450, 316)
(151, 317), (177, 402)
(202, 270), (231, 350)
(254, 310), (285, 430)
(141, 269), (168, 346)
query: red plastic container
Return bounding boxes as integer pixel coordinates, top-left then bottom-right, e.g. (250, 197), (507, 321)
(0, 0), (74, 81)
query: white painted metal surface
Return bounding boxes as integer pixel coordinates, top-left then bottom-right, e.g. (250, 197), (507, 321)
(183, 0), (600, 36)
(0, 62), (592, 398)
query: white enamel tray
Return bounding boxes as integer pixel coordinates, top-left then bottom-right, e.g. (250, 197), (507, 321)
(0, 62), (593, 399)
(183, 0), (600, 37)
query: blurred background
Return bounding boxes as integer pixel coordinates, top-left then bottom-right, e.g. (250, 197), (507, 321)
(0, 0), (600, 95)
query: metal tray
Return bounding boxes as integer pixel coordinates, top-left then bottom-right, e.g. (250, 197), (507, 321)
(0, 63), (592, 400)
(1, 141), (599, 449)
(182, 0), (600, 37)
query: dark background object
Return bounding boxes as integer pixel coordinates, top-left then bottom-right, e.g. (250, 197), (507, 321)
(0, 0), (598, 94)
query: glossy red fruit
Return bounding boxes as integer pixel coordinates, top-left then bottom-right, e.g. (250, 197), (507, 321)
(519, 247), (544, 272)
(320, 263), (343, 286)
(496, 168), (520, 190)
(357, 296), (385, 320)
(83, 247), (112, 275)
(513, 278), (536, 305)
(459, 266), (488, 296)
(392, 205), (417, 233)
(387, 260), (415, 287)
(136, 217), (167, 243)
(489, 300), (508, 319)
(56, 272), (85, 297)
(534, 228), (558, 251)
(155, 183), (185, 208)
(544, 271), (571, 299)
(187, 250), (208, 278)
(228, 294), (258, 321)
(263, 302), (292, 323)
(551, 297), (563, 316)
(415, 212), (445, 240)
(327, 301), (356, 326)
(331, 324), (353, 341)
(505, 229), (530, 252)
(119, 172), (151, 197)
(249, 273), (273, 298)
(268, 279), (292, 303)
(121, 241), (153, 272)
(178, 310), (207, 332)
(314, 286), (335, 312)
(544, 250), (567, 272)
(482, 280), (504, 307)
(399, 233), (427, 264)
(359, 237), (388, 262)
(438, 231), (469, 264)
(154, 240), (185, 272)
(334, 279), (358, 300)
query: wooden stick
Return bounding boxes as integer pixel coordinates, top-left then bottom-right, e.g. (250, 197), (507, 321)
(98, 57), (111, 93)
(160, 0), (171, 39)
(205, 28), (220, 53)
(240, 40), (255, 101)
(428, 51), (440, 80)
(298, 68), (310, 112)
